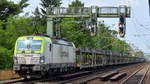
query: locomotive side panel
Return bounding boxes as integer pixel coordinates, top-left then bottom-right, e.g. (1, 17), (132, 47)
(51, 44), (76, 67)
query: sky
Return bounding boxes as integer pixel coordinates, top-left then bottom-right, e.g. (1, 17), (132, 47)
(11, 0), (150, 54)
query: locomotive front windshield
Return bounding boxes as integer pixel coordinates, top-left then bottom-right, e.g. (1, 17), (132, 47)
(17, 40), (42, 51)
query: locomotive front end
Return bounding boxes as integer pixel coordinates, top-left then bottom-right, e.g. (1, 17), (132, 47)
(13, 36), (47, 78)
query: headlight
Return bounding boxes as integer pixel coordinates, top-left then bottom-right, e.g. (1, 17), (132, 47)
(40, 56), (45, 63)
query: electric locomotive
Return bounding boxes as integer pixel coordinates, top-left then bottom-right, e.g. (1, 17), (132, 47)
(13, 35), (76, 78)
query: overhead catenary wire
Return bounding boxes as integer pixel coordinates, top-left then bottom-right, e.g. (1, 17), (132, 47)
(129, 17), (149, 52)
(131, 11), (150, 34)
(130, 12), (150, 52)
(127, 9), (150, 38)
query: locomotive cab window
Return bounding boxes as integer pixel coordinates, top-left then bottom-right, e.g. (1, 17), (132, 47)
(30, 40), (42, 51)
(17, 40), (42, 51)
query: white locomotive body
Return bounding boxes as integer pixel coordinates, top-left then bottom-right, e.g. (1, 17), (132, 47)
(13, 36), (76, 77)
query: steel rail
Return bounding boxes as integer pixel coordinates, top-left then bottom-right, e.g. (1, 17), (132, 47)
(0, 78), (23, 84)
(120, 63), (150, 84)
(57, 63), (145, 84)
(138, 64), (150, 84)
(1, 63), (145, 84)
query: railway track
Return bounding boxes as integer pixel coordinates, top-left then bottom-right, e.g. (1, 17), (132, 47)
(120, 63), (150, 84)
(0, 63), (146, 84)
(0, 78), (51, 84)
(0, 78), (24, 84)
(56, 63), (146, 84)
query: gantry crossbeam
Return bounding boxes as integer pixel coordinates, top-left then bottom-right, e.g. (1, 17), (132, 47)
(47, 6), (131, 18)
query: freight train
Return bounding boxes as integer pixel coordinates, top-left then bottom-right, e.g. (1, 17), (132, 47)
(13, 35), (145, 78)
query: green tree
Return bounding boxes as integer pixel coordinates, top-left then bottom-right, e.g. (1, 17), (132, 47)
(5, 17), (45, 49)
(61, 0), (91, 47)
(69, 0), (84, 7)
(0, 46), (11, 69)
(32, 7), (46, 33)
(40, 0), (62, 15)
(135, 51), (144, 57)
(32, 0), (62, 33)
(61, 18), (89, 47)
(0, 0), (29, 69)
(0, 0), (29, 21)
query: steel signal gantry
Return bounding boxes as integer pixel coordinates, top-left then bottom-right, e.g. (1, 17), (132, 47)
(46, 5), (131, 38)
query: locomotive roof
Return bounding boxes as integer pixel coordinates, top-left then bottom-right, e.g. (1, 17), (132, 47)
(17, 35), (74, 46)
(52, 39), (73, 46)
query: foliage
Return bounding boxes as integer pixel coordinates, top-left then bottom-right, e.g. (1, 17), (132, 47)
(62, 0), (132, 54)
(61, 18), (131, 54)
(40, 0), (62, 15)
(32, 0), (62, 34)
(32, 7), (46, 32)
(0, 0), (144, 70)
(0, 46), (12, 69)
(0, 0), (29, 21)
(61, 0), (92, 47)
(0, 0), (29, 69)
(69, 0), (84, 7)
(134, 51), (144, 57)
(61, 18), (91, 47)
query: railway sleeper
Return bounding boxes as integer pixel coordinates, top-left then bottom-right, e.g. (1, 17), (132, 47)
(79, 76), (99, 84)
(110, 72), (127, 81)
(58, 71), (92, 80)
(99, 71), (119, 81)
